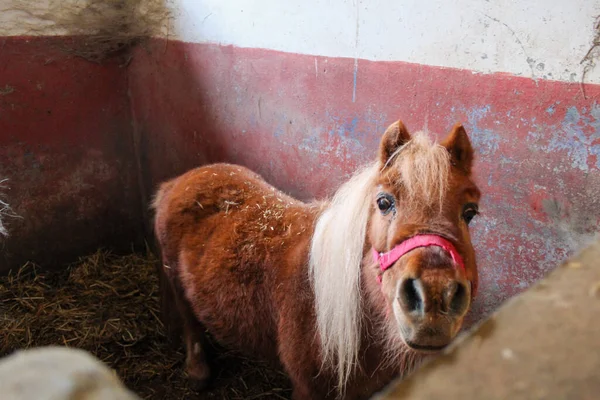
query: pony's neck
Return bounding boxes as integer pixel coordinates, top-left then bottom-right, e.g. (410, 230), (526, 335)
(306, 199), (330, 214)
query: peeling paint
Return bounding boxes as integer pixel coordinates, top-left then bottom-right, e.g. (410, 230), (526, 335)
(128, 40), (600, 325)
(466, 105), (503, 156)
(546, 105), (600, 172)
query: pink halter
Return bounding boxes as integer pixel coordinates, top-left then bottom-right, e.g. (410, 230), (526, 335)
(372, 234), (469, 290)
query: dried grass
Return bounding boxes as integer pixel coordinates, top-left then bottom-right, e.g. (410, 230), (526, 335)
(581, 15), (600, 99)
(0, 250), (291, 399)
(2, 0), (172, 63)
(0, 179), (18, 238)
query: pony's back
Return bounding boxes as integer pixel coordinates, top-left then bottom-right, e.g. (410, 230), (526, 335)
(151, 163), (319, 371)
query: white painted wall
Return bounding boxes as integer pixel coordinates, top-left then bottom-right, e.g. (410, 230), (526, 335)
(169, 0), (600, 84)
(1, 0), (598, 84)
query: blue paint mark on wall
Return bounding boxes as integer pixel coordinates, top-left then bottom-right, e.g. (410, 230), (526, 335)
(326, 112), (360, 139)
(342, 116), (359, 137)
(465, 105), (502, 156)
(273, 124), (285, 138)
(546, 105), (600, 172)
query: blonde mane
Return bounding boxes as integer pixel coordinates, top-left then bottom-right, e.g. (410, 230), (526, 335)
(308, 132), (451, 393)
(389, 132), (450, 211)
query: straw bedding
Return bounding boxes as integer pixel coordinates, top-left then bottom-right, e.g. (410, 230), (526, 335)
(0, 250), (292, 399)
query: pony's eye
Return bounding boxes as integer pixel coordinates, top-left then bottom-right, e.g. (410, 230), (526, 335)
(462, 203), (479, 225)
(376, 194), (395, 215)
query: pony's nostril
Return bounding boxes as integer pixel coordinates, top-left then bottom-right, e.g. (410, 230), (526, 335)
(399, 278), (423, 314)
(446, 281), (468, 315)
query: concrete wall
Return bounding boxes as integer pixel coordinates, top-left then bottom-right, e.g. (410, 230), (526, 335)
(129, 0), (600, 322)
(167, 0), (600, 84)
(0, 0), (149, 269)
(1, 0), (600, 325)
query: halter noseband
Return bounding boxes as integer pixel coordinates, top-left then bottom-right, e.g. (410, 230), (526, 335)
(372, 234), (475, 297)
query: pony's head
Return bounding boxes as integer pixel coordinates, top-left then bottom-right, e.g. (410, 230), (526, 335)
(309, 120), (480, 392)
(370, 120), (480, 352)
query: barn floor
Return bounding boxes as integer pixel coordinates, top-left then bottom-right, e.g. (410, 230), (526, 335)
(0, 251), (292, 400)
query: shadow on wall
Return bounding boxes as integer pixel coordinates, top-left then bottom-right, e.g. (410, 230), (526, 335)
(128, 39), (223, 239)
(127, 41), (382, 209)
(0, 0), (172, 272)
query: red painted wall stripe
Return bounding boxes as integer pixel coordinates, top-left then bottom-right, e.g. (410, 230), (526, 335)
(0, 36), (143, 270)
(129, 39), (600, 322)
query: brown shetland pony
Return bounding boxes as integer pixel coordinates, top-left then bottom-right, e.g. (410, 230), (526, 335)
(152, 120), (482, 399)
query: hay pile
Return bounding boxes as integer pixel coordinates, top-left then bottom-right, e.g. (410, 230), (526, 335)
(0, 250), (292, 399)
(1, 0), (172, 63)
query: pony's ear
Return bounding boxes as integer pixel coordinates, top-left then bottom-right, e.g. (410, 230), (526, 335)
(442, 123), (474, 174)
(379, 120), (411, 165)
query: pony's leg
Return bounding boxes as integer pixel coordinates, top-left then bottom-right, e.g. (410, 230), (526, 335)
(279, 347), (329, 400)
(289, 375), (334, 400)
(291, 382), (315, 400)
(278, 320), (332, 399)
(182, 313), (212, 388)
(157, 260), (182, 346)
(167, 276), (212, 388)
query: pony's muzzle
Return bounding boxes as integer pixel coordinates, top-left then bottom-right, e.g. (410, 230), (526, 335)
(396, 270), (471, 351)
(398, 276), (470, 318)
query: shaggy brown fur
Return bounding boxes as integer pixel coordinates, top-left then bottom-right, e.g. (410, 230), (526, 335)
(152, 120), (482, 399)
